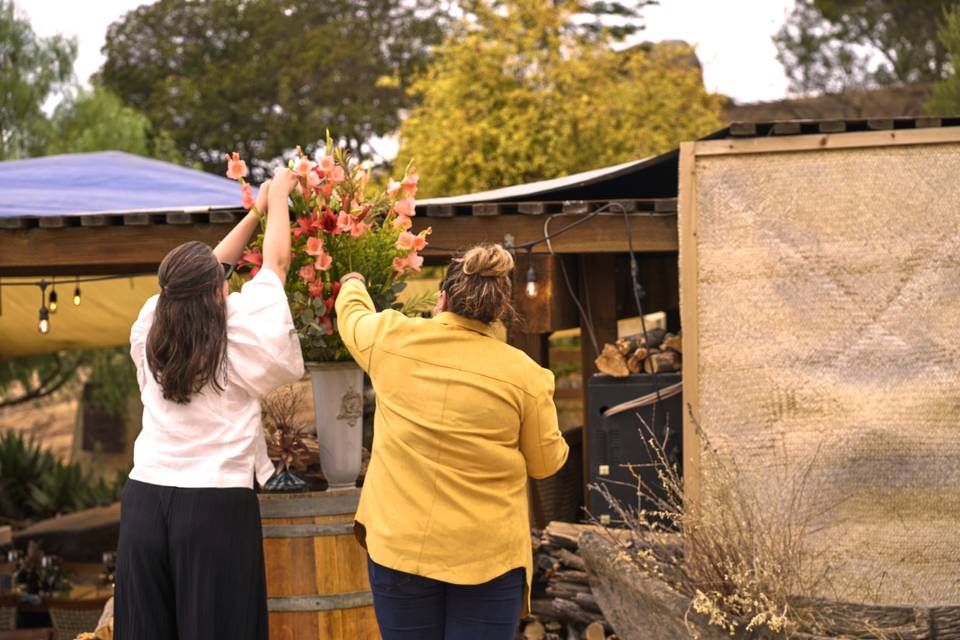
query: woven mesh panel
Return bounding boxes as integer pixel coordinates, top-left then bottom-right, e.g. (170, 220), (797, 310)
(691, 143), (960, 606)
(49, 606), (102, 639)
(0, 604), (15, 631)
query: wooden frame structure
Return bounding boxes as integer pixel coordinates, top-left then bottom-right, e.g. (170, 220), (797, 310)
(678, 115), (960, 507)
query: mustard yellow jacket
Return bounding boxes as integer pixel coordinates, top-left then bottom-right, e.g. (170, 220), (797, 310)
(335, 278), (569, 611)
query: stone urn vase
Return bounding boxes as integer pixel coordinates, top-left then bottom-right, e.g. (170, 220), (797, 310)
(306, 361), (364, 488)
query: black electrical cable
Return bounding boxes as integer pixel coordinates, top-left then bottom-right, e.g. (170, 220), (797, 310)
(616, 202), (666, 415)
(0, 273), (154, 287)
(425, 205), (676, 254)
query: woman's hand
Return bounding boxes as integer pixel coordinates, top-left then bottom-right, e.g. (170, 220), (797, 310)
(272, 168), (300, 196)
(254, 179), (271, 214)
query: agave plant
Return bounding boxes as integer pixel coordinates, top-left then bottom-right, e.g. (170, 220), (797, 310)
(0, 430), (129, 526)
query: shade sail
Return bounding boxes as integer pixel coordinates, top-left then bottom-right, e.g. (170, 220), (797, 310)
(0, 151), (243, 218)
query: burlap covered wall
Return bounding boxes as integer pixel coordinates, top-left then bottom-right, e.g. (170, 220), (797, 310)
(689, 142), (960, 606)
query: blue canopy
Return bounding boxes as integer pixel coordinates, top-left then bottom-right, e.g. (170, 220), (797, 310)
(0, 151), (246, 218)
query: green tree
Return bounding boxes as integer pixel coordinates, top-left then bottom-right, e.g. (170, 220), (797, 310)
(47, 86), (184, 162)
(0, 0), (76, 160)
(774, 0), (951, 95)
(396, 0), (722, 197)
(98, 0), (447, 174)
(928, 5), (960, 114)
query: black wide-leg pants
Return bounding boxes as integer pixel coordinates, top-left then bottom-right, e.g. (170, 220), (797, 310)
(114, 478), (268, 640)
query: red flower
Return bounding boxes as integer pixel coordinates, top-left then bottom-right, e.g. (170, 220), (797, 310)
(241, 248), (263, 278)
(308, 280), (325, 298)
(331, 281), (341, 297)
(320, 315), (334, 335)
(324, 296), (336, 313)
(293, 216), (313, 237)
(319, 207), (338, 233)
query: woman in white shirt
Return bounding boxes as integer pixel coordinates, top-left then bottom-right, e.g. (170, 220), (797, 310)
(114, 169), (305, 640)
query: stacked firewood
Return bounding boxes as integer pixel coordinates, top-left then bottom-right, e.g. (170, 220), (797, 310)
(594, 329), (682, 378)
(521, 523), (619, 640)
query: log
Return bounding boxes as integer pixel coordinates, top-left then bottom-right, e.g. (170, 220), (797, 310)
(552, 598), (606, 628)
(553, 570), (589, 584)
(626, 348), (648, 374)
(579, 531), (726, 640)
(554, 548), (586, 572)
(546, 581), (592, 599)
(615, 329), (666, 354)
(524, 619), (546, 640)
(642, 350), (680, 374)
(583, 622), (605, 640)
(595, 344), (629, 377)
(661, 333), (682, 353)
(574, 592), (603, 615)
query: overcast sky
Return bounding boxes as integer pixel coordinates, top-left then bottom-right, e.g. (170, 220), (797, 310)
(18, 0), (795, 105)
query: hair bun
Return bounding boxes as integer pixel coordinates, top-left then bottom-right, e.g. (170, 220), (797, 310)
(461, 244), (514, 277)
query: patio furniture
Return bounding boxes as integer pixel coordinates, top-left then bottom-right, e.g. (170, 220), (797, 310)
(45, 598), (109, 640)
(0, 595), (17, 631)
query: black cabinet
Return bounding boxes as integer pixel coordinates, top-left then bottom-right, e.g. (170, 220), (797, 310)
(586, 372), (683, 523)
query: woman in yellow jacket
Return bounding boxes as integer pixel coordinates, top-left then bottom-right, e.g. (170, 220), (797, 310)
(335, 243), (569, 640)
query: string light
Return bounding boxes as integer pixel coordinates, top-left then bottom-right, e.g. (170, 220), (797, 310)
(48, 277), (58, 313)
(38, 280), (50, 334)
(73, 275), (81, 306)
(525, 248), (538, 298)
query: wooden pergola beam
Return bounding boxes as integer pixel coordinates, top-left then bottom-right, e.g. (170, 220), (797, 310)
(0, 213), (678, 276)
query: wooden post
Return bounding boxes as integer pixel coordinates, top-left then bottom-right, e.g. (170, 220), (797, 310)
(677, 141), (701, 508)
(577, 254), (619, 509)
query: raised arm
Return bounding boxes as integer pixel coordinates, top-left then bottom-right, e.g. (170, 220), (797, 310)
(213, 179), (270, 265)
(263, 168), (299, 280)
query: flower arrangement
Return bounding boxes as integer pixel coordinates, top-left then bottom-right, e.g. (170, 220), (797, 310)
(227, 136), (430, 362)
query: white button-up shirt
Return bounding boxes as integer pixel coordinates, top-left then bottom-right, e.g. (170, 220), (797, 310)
(128, 267), (304, 489)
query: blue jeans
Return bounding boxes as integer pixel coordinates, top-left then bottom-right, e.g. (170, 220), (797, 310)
(367, 556), (524, 640)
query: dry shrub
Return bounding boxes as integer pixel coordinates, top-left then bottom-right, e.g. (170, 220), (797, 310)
(591, 410), (893, 639)
(262, 385), (311, 472)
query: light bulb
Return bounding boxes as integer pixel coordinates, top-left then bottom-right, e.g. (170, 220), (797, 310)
(73, 286), (81, 306)
(38, 307), (50, 334)
(525, 265), (538, 298)
(49, 289), (58, 313)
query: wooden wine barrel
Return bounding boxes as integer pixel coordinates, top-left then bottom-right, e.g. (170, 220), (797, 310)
(259, 489), (380, 640)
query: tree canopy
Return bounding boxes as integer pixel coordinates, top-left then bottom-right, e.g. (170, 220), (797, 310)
(0, 0), (76, 160)
(98, 0), (447, 174)
(927, 4), (960, 115)
(396, 0), (721, 197)
(774, 0), (951, 95)
(47, 87), (184, 163)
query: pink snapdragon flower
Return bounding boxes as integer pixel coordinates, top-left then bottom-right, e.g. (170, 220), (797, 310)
(241, 182), (255, 210)
(395, 197), (415, 217)
(226, 152), (248, 180)
(395, 231), (427, 252)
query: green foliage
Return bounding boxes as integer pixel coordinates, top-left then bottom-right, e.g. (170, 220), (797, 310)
(773, 0), (951, 95)
(927, 5), (960, 115)
(0, 431), (126, 526)
(47, 86), (185, 163)
(98, 0), (447, 174)
(0, 348), (136, 417)
(396, 0), (722, 197)
(0, 0), (76, 160)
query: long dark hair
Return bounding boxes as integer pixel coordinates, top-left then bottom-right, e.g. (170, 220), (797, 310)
(441, 244), (517, 325)
(146, 241), (228, 404)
